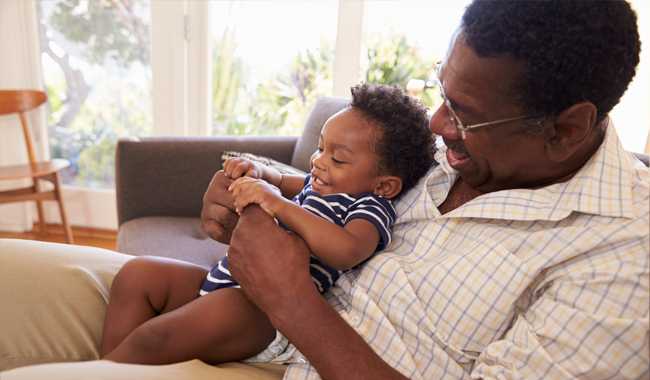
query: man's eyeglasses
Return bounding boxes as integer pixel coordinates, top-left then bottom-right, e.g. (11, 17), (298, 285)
(432, 62), (544, 139)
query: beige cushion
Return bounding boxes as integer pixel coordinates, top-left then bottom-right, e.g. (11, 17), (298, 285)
(0, 238), (285, 379)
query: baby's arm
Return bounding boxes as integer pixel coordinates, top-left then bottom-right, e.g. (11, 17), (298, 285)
(276, 204), (380, 270)
(230, 178), (379, 270)
(223, 157), (305, 198)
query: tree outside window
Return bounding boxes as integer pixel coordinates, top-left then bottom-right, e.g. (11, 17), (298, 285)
(40, 0), (444, 189)
(38, 0), (152, 189)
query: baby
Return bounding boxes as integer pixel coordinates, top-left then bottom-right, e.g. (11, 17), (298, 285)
(101, 83), (434, 365)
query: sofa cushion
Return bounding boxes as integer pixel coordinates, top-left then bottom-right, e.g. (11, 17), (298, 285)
(290, 96), (350, 171)
(117, 216), (227, 269)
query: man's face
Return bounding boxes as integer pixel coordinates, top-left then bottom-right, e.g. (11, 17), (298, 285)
(429, 35), (555, 193)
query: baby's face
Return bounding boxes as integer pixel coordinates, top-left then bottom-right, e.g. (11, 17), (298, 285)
(310, 108), (383, 196)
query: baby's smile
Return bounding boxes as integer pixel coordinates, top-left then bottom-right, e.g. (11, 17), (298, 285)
(310, 172), (331, 193)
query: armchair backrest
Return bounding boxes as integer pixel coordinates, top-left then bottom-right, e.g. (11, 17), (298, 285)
(290, 97), (350, 172)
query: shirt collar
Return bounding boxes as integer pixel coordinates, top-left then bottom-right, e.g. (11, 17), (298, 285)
(426, 119), (636, 221)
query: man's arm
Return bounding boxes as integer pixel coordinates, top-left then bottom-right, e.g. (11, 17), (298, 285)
(227, 206), (408, 380)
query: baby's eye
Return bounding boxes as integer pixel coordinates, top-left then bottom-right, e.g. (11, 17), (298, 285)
(331, 157), (345, 164)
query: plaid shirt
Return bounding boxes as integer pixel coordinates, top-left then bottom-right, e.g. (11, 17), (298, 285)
(284, 121), (649, 380)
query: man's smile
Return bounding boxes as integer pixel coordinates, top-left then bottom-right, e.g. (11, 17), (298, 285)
(443, 139), (472, 169)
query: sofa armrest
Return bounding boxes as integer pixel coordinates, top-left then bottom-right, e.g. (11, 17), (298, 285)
(115, 136), (298, 226)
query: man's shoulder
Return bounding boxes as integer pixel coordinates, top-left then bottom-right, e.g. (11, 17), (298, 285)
(629, 154), (650, 215)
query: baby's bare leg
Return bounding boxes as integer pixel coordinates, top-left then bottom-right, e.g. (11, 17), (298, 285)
(100, 256), (208, 356)
(104, 287), (276, 365)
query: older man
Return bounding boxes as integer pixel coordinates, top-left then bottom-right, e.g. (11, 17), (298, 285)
(1, 1), (648, 379)
(203, 1), (649, 379)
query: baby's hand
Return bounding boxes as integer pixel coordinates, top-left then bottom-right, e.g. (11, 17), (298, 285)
(229, 177), (283, 216)
(223, 157), (265, 180)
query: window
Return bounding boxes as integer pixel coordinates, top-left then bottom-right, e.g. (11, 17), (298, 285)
(611, 0), (650, 153)
(362, 1), (470, 108)
(25, 0), (649, 230)
(38, 0), (153, 189)
(209, 1), (338, 136)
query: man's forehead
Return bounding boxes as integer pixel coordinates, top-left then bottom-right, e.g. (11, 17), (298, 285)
(442, 33), (523, 104)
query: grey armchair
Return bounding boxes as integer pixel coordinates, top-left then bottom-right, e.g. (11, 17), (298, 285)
(115, 97), (349, 268)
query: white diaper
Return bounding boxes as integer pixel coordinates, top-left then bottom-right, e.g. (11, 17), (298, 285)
(244, 330), (305, 364)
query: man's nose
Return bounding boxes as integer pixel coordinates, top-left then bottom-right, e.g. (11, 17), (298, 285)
(429, 106), (461, 141)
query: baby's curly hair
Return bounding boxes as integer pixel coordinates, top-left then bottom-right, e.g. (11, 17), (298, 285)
(350, 83), (435, 195)
(461, 0), (640, 123)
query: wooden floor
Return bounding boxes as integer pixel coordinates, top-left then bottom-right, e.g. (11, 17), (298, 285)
(0, 224), (117, 250)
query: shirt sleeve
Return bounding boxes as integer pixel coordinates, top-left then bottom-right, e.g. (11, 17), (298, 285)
(344, 195), (396, 251)
(292, 174), (312, 204)
(471, 232), (650, 379)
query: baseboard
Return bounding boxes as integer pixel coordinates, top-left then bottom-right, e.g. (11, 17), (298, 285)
(41, 223), (117, 238)
(0, 223), (116, 238)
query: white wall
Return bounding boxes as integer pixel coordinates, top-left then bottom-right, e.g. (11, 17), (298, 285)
(0, 0), (45, 231)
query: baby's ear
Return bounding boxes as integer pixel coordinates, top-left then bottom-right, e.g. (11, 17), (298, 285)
(374, 176), (402, 199)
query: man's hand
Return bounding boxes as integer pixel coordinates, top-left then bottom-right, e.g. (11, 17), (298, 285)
(229, 177), (284, 216)
(229, 206), (407, 380)
(228, 205), (313, 317)
(200, 170), (239, 244)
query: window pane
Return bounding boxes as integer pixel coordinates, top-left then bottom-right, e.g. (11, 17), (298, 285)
(209, 1), (337, 136)
(38, 0), (153, 189)
(611, 0), (650, 152)
(362, 1), (470, 108)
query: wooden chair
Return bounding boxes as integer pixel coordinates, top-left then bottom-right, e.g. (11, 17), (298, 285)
(0, 90), (73, 243)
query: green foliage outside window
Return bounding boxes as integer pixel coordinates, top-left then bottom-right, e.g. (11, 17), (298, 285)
(41, 0), (436, 188)
(210, 30), (335, 137)
(40, 0), (151, 188)
(212, 34), (435, 137)
(365, 35), (436, 107)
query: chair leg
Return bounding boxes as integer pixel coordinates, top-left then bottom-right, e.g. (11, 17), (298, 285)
(53, 172), (73, 244)
(33, 179), (47, 235)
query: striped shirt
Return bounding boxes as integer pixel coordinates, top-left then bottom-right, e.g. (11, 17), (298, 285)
(291, 176), (396, 293)
(200, 176), (396, 295)
(283, 121), (650, 379)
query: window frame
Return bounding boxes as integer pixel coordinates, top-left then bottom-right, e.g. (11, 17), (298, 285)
(26, 0), (650, 230)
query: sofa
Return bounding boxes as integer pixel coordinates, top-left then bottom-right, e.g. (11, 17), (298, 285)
(115, 97), (350, 268)
(115, 96), (650, 268)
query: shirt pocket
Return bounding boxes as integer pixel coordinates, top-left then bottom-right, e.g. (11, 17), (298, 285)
(410, 243), (533, 359)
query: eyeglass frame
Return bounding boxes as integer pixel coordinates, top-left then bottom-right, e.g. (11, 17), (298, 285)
(432, 62), (545, 139)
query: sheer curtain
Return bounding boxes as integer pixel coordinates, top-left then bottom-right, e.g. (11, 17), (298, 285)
(0, 0), (46, 231)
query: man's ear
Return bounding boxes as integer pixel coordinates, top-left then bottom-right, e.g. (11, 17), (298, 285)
(373, 176), (403, 199)
(544, 102), (598, 163)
